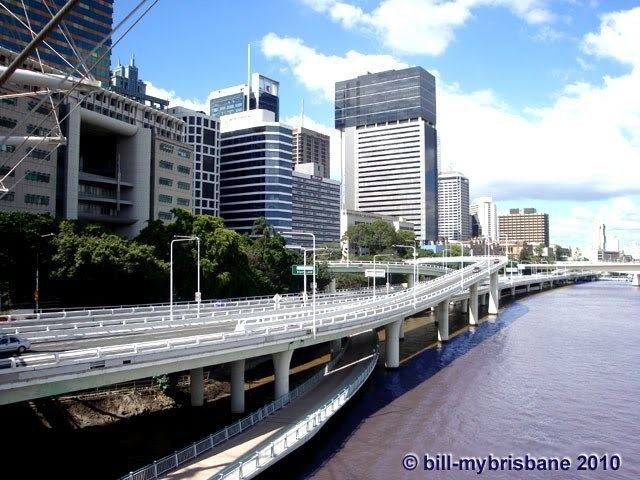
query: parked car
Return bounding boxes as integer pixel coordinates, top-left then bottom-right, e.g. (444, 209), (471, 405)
(0, 335), (31, 355)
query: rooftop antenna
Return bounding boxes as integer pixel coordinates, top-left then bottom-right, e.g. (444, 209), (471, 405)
(246, 43), (251, 112)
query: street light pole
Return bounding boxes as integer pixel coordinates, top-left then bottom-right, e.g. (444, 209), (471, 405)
(292, 231), (316, 337)
(35, 233), (55, 313)
(373, 253), (395, 300)
(393, 244), (417, 307)
(170, 235), (201, 320)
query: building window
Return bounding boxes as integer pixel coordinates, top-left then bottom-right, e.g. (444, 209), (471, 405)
(158, 211), (173, 220)
(29, 149), (50, 160)
(0, 116), (17, 129)
(159, 143), (174, 153)
(159, 160), (173, 170)
(0, 166), (15, 177)
(177, 165), (191, 175)
(24, 194), (49, 205)
(159, 177), (173, 187)
(177, 148), (191, 159)
(0, 145), (16, 153)
(158, 194), (173, 203)
(177, 181), (190, 190)
(0, 191), (15, 202)
(177, 197), (190, 206)
(25, 171), (50, 183)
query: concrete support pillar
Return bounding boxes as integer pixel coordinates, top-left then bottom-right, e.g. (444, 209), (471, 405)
(407, 273), (415, 288)
(488, 271), (499, 315)
(526, 285), (531, 293)
(190, 367), (204, 407)
(632, 273), (640, 286)
(272, 350), (294, 399)
(399, 320), (405, 340)
(230, 359), (245, 414)
(328, 278), (337, 293)
(330, 338), (342, 358)
(437, 298), (450, 342)
(511, 287), (516, 297)
(468, 283), (479, 326)
(461, 299), (469, 312)
(384, 319), (402, 368)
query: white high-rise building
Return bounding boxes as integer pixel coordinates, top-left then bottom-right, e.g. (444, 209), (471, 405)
(337, 67), (438, 243)
(438, 171), (470, 240)
(470, 196), (498, 241)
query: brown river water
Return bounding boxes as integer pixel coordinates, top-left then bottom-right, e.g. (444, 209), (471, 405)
(265, 280), (640, 480)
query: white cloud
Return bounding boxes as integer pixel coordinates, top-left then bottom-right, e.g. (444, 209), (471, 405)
(582, 6), (640, 66)
(301, 0), (555, 55)
(145, 81), (212, 112)
(261, 33), (408, 100)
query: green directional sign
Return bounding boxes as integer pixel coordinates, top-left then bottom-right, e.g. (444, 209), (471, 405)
(292, 265), (318, 275)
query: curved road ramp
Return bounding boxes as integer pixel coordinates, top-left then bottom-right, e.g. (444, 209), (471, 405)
(123, 331), (378, 480)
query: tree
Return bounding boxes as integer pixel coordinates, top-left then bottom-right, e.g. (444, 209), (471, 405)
(534, 244), (545, 262)
(519, 248), (532, 262)
(0, 211), (57, 309)
(346, 220), (412, 256)
(51, 221), (167, 306)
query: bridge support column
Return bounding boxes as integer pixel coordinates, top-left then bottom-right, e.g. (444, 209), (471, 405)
(526, 285), (531, 293)
(437, 298), (450, 342)
(328, 278), (336, 293)
(407, 274), (414, 288)
(330, 338), (342, 359)
(511, 287), (516, 297)
(272, 350), (294, 399)
(461, 299), (469, 312)
(488, 272), (499, 315)
(384, 319), (402, 368)
(468, 283), (479, 326)
(230, 359), (245, 414)
(190, 367), (204, 407)
(632, 273), (640, 286)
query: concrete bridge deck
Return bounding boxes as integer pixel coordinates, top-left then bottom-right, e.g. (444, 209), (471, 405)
(161, 331), (377, 480)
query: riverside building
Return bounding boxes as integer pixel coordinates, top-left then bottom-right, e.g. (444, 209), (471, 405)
(336, 66), (438, 243)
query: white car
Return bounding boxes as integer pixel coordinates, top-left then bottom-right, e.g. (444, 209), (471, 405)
(0, 335), (31, 355)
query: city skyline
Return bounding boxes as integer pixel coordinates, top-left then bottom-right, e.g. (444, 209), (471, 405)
(108, 0), (640, 254)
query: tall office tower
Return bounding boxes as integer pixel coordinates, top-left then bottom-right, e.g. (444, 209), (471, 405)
(167, 107), (221, 216)
(336, 67), (438, 243)
(110, 56), (169, 109)
(0, 0), (114, 83)
(437, 171), (470, 241)
(292, 127), (330, 178)
(498, 208), (549, 246)
(470, 196), (498, 241)
(292, 163), (340, 248)
(219, 109), (292, 236)
(210, 73), (280, 120)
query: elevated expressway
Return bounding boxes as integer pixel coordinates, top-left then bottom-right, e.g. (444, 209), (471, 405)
(525, 262), (640, 285)
(0, 258), (597, 407)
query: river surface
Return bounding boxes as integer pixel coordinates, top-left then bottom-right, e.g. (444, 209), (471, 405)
(266, 281), (640, 479)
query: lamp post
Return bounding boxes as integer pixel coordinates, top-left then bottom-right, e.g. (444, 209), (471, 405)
(393, 243), (417, 307)
(292, 231), (316, 337)
(34, 233), (55, 313)
(373, 253), (395, 300)
(170, 235), (201, 320)
(448, 239), (465, 292)
(286, 244), (310, 305)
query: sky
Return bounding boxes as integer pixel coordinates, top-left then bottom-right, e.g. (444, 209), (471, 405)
(112, 0), (640, 254)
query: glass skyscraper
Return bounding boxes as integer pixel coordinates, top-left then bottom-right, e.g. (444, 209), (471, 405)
(210, 74), (280, 121)
(0, 0), (113, 83)
(336, 67), (439, 243)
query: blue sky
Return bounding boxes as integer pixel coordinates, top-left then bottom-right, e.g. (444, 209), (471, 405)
(112, 0), (640, 255)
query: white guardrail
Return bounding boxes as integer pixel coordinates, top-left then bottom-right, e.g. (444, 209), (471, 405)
(0, 260), (496, 379)
(120, 339), (354, 480)
(215, 348), (380, 480)
(0, 262), (593, 384)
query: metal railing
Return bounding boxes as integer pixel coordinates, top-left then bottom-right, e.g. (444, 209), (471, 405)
(120, 340), (351, 480)
(215, 347), (380, 480)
